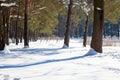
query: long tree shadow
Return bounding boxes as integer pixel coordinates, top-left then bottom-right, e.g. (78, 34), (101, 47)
(10, 48), (62, 56)
(0, 49), (96, 69)
(10, 47), (78, 56)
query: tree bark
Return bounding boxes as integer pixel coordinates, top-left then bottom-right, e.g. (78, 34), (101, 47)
(33, 31), (37, 41)
(2, 7), (11, 46)
(0, 6), (5, 50)
(0, 23), (5, 50)
(0, 35), (5, 50)
(63, 0), (74, 47)
(90, 0), (104, 53)
(6, 8), (11, 45)
(15, 1), (20, 45)
(24, 0), (29, 47)
(2, 7), (6, 47)
(118, 24), (120, 38)
(83, 15), (89, 47)
(20, 31), (23, 43)
(0, 2), (8, 50)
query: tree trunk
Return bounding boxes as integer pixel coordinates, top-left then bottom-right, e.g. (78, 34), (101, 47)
(24, 0), (29, 47)
(118, 23), (120, 39)
(103, 25), (106, 38)
(2, 7), (6, 48)
(2, 8), (6, 43)
(29, 30), (32, 41)
(20, 31), (23, 43)
(63, 0), (74, 47)
(83, 15), (89, 47)
(33, 30), (37, 41)
(6, 8), (11, 45)
(2, 7), (11, 45)
(0, 35), (5, 50)
(90, 0), (104, 53)
(0, 19), (5, 50)
(15, 1), (20, 45)
(0, 7), (5, 50)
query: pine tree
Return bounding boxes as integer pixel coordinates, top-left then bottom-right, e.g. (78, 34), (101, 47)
(90, 0), (104, 53)
(24, 0), (29, 47)
(63, 0), (74, 48)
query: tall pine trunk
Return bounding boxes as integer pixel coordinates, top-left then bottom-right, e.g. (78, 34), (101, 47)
(24, 0), (29, 47)
(63, 0), (74, 47)
(2, 7), (6, 48)
(33, 31), (37, 41)
(15, 1), (20, 45)
(90, 0), (104, 53)
(6, 8), (11, 45)
(0, 35), (5, 50)
(0, 2), (5, 50)
(2, 7), (11, 46)
(83, 15), (89, 47)
(20, 31), (23, 43)
(118, 19), (120, 38)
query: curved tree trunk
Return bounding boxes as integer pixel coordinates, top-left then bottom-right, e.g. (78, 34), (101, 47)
(24, 0), (29, 47)
(63, 0), (74, 48)
(6, 8), (11, 45)
(90, 0), (104, 53)
(15, 1), (20, 45)
(0, 35), (5, 50)
(118, 22), (120, 38)
(0, 6), (5, 50)
(83, 15), (89, 47)
(0, 3), (4, 50)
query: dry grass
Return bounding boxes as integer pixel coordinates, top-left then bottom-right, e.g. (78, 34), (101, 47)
(103, 36), (120, 46)
(86, 36), (120, 46)
(39, 35), (62, 43)
(39, 36), (120, 46)
(103, 38), (113, 46)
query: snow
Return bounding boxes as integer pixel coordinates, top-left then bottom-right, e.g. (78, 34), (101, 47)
(80, 1), (91, 16)
(84, 48), (97, 56)
(0, 45), (10, 55)
(23, 46), (29, 49)
(62, 44), (68, 48)
(96, 7), (102, 10)
(1, 3), (16, 7)
(0, 0), (5, 2)
(0, 39), (120, 80)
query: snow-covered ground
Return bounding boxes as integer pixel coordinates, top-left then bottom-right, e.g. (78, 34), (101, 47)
(0, 39), (120, 80)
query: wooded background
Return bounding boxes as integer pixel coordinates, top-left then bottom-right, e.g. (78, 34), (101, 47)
(0, 0), (120, 53)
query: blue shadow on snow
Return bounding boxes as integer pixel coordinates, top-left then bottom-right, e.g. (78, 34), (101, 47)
(0, 48), (97, 69)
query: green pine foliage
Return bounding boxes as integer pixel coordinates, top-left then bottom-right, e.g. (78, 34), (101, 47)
(105, 0), (120, 23)
(28, 0), (64, 35)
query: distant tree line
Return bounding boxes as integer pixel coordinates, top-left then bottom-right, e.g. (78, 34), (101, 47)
(0, 0), (120, 53)
(54, 15), (120, 38)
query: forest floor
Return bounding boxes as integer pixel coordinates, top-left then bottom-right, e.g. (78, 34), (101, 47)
(0, 39), (120, 80)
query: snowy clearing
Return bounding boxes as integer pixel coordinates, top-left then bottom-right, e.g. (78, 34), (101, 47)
(0, 39), (120, 80)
